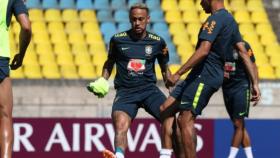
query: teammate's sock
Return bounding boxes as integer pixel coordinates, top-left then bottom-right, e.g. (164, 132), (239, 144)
(159, 149), (172, 158)
(244, 147), (253, 158)
(228, 147), (239, 158)
(115, 147), (124, 158)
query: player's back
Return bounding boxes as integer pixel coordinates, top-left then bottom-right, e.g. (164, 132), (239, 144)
(188, 8), (241, 89)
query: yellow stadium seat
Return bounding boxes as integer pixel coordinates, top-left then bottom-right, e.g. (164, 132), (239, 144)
(89, 43), (107, 55)
(190, 34), (198, 46)
(173, 34), (190, 46)
(255, 23), (274, 35)
(10, 67), (24, 79)
(247, 0), (265, 12)
(74, 53), (92, 66)
(24, 64), (43, 79)
(54, 43), (71, 55)
(254, 54), (268, 66)
(239, 23), (255, 35)
(11, 22), (20, 37)
(162, 0), (178, 11)
(199, 11), (209, 22)
(60, 65), (79, 79)
(72, 43), (88, 54)
(42, 64), (61, 79)
(260, 34), (278, 46)
(243, 33), (260, 46)
(251, 10), (269, 23)
(36, 43), (53, 56)
(31, 21), (48, 34)
(68, 32), (85, 44)
(258, 65), (276, 79)
(32, 32), (50, 44)
(65, 22), (82, 33)
(22, 51), (39, 66)
(265, 44), (280, 57)
(62, 9), (79, 22)
(165, 10), (182, 23)
(270, 56), (280, 67)
(177, 43), (194, 55)
(79, 10), (97, 22)
(78, 64), (96, 79)
(186, 23), (201, 36)
(48, 21), (65, 34)
(155, 64), (163, 80)
(38, 53), (56, 66)
(57, 52), (74, 66)
(28, 9), (44, 21)
(178, 0), (196, 11)
(234, 10), (251, 23)
(195, 0), (203, 11)
(50, 32), (68, 44)
(85, 33), (104, 45)
(182, 11), (200, 23)
(169, 22), (186, 35)
(275, 66), (280, 78)
(82, 21), (100, 34)
(92, 52), (107, 66)
(45, 9), (62, 22)
(230, 0), (247, 11)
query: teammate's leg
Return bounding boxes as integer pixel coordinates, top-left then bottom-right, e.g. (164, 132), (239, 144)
(177, 110), (196, 158)
(242, 128), (253, 158)
(228, 118), (244, 158)
(0, 77), (14, 158)
(159, 96), (185, 158)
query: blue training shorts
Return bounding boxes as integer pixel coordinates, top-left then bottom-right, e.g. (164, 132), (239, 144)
(0, 57), (10, 83)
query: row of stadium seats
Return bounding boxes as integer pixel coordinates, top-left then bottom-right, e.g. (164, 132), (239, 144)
(8, 0), (280, 80)
(26, 0), (160, 10)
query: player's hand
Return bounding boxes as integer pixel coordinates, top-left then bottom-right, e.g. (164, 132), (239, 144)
(251, 84), (261, 106)
(87, 77), (109, 98)
(10, 53), (24, 70)
(165, 74), (180, 87)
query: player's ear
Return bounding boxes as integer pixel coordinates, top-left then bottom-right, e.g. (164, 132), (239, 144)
(146, 15), (150, 24)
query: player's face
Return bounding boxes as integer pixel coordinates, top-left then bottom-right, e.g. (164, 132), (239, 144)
(200, 0), (212, 14)
(129, 8), (150, 35)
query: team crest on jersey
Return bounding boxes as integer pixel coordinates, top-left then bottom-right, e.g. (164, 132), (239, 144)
(145, 45), (153, 57)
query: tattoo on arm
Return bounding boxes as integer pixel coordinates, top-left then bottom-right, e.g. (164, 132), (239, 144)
(102, 58), (115, 80)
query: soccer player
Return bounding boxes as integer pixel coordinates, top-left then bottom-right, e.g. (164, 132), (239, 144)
(87, 3), (183, 158)
(159, 0), (261, 157)
(223, 41), (258, 158)
(0, 0), (31, 158)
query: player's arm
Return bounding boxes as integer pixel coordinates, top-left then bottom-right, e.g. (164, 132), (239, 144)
(10, 0), (31, 70)
(166, 41), (211, 87)
(236, 42), (260, 104)
(174, 41), (211, 77)
(102, 38), (117, 79)
(157, 40), (171, 88)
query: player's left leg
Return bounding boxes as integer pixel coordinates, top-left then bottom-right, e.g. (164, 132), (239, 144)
(0, 77), (14, 158)
(242, 128), (253, 158)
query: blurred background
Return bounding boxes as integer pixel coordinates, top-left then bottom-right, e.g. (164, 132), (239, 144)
(9, 0), (280, 158)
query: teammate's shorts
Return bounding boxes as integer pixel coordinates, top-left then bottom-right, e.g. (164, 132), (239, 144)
(0, 57), (10, 83)
(222, 79), (251, 119)
(112, 84), (166, 121)
(171, 78), (217, 116)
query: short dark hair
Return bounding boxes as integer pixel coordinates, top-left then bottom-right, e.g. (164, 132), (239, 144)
(129, 3), (149, 15)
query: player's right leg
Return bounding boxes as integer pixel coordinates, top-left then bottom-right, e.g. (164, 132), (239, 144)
(0, 77), (14, 158)
(104, 89), (138, 158)
(112, 111), (131, 158)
